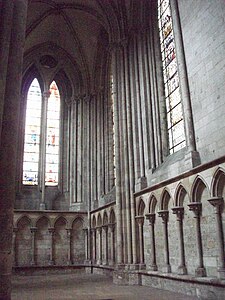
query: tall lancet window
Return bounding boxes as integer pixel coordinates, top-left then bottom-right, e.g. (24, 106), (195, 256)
(23, 78), (41, 185)
(23, 79), (60, 186)
(45, 81), (60, 185)
(158, 0), (186, 154)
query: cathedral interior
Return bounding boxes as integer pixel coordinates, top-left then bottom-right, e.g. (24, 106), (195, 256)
(0, 0), (225, 299)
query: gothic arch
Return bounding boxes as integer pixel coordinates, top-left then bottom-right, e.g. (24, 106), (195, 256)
(92, 215), (97, 228)
(109, 209), (116, 224)
(174, 183), (188, 207)
(211, 167), (225, 197)
(160, 189), (171, 211)
(35, 215), (50, 227)
(16, 215), (32, 228)
(137, 198), (145, 216)
(53, 216), (67, 228)
(191, 175), (210, 203)
(97, 213), (102, 227)
(103, 211), (108, 225)
(148, 194), (157, 214)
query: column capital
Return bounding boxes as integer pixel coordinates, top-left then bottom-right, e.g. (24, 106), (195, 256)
(108, 223), (115, 231)
(48, 227), (55, 234)
(145, 213), (155, 225)
(208, 197), (224, 213)
(96, 226), (102, 233)
(91, 227), (96, 233)
(135, 215), (144, 225)
(172, 206), (184, 221)
(158, 210), (169, 223)
(13, 227), (18, 234)
(188, 202), (202, 217)
(30, 227), (37, 233)
(102, 225), (108, 232)
(66, 228), (72, 237)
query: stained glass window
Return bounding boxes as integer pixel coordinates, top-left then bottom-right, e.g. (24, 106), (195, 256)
(23, 79), (60, 186)
(158, 0), (186, 154)
(110, 74), (116, 183)
(23, 78), (41, 185)
(45, 81), (60, 185)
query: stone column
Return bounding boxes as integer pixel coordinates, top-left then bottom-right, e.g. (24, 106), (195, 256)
(83, 228), (89, 263)
(208, 197), (225, 279)
(40, 90), (51, 210)
(108, 223), (115, 265)
(13, 228), (18, 267)
(111, 46), (123, 265)
(97, 227), (102, 265)
(66, 229), (72, 265)
(0, 0), (14, 140)
(158, 211), (171, 273)
(170, 0), (197, 154)
(91, 228), (96, 264)
(48, 228), (55, 265)
(135, 216), (145, 269)
(188, 202), (206, 277)
(30, 227), (37, 266)
(102, 225), (108, 265)
(0, 1), (28, 299)
(145, 213), (157, 271)
(172, 207), (187, 275)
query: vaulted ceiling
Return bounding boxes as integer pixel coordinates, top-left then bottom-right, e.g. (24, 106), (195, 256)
(26, 0), (138, 92)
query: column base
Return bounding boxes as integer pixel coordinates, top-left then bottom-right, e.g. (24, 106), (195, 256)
(48, 260), (54, 266)
(84, 260), (92, 265)
(162, 264), (171, 273)
(177, 265), (187, 275)
(31, 261), (36, 266)
(39, 203), (46, 210)
(67, 260), (73, 265)
(195, 267), (207, 277)
(129, 264), (140, 270)
(218, 267), (225, 279)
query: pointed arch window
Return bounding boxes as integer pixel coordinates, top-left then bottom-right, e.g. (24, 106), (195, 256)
(23, 79), (60, 186)
(158, 0), (186, 154)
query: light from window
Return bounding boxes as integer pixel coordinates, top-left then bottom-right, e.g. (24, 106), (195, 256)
(45, 81), (60, 185)
(23, 78), (41, 185)
(110, 74), (116, 183)
(158, 0), (186, 153)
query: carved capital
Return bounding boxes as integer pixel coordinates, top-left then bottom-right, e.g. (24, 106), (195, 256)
(145, 213), (155, 225)
(102, 225), (108, 232)
(66, 228), (72, 238)
(188, 202), (202, 217)
(158, 210), (169, 223)
(108, 223), (115, 232)
(135, 216), (144, 226)
(96, 226), (102, 233)
(48, 227), (55, 235)
(13, 228), (18, 235)
(172, 207), (184, 221)
(208, 197), (224, 214)
(30, 227), (37, 234)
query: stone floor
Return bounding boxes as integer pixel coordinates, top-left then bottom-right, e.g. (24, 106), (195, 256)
(12, 273), (199, 300)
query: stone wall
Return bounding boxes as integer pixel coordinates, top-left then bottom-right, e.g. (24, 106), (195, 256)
(178, 0), (225, 163)
(135, 159), (225, 280)
(13, 211), (87, 267)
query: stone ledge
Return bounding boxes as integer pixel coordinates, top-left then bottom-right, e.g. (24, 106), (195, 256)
(138, 271), (225, 288)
